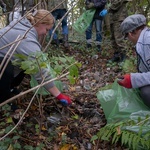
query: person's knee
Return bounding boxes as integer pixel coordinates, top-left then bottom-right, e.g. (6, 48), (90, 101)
(140, 86), (150, 108)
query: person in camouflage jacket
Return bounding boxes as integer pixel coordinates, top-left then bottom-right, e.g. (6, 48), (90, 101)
(108, 0), (131, 62)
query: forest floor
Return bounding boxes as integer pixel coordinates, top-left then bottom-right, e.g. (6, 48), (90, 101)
(0, 32), (132, 150)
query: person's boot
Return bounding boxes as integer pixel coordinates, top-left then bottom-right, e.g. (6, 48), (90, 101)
(120, 52), (126, 62)
(109, 52), (126, 63)
(87, 43), (92, 48)
(108, 52), (120, 62)
(97, 45), (101, 52)
(63, 34), (69, 48)
(51, 39), (60, 46)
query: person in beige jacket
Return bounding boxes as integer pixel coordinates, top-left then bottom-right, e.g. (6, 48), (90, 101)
(48, 0), (69, 48)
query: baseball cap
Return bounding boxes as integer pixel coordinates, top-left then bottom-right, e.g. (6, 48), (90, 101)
(120, 14), (146, 36)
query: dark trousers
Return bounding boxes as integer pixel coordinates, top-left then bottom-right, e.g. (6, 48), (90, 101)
(0, 57), (25, 103)
(139, 85), (150, 108)
(49, 9), (68, 39)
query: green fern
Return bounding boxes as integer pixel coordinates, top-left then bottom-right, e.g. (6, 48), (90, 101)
(91, 116), (150, 150)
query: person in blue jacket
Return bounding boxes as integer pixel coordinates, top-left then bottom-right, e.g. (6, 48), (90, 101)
(118, 14), (150, 108)
(85, 0), (107, 52)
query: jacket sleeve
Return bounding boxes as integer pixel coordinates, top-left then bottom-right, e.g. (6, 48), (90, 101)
(131, 30), (150, 88)
(109, 0), (126, 11)
(131, 72), (150, 88)
(17, 38), (55, 91)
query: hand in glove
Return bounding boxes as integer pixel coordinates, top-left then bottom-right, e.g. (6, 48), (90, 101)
(99, 9), (108, 17)
(56, 93), (72, 106)
(117, 74), (132, 88)
(85, 2), (94, 9)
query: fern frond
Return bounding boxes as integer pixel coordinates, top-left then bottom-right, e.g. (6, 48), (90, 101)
(94, 116), (150, 150)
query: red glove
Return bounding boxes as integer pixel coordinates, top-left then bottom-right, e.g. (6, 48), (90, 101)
(56, 93), (72, 106)
(117, 74), (132, 88)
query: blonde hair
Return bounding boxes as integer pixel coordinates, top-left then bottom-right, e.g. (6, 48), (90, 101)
(26, 9), (54, 26)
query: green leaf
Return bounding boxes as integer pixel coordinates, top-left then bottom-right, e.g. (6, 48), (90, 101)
(54, 64), (62, 73)
(14, 53), (28, 60)
(40, 62), (47, 68)
(24, 145), (34, 150)
(12, 135), (20, 140)
(128, 133), (134, 148)
(36, 147), (42, 150)
(76, 62), (82, 68)
(13, 143), (21, 149)
(69, 65), (79, 77)
(71, 115), (79, 120)
(91, 135), (98, 142)
(132, 135), (138, 150)
(112, 132), (120, 144)
(21, 61), (33, 70)
(59, 57), (67, 63)
(67, 75), (76, 84)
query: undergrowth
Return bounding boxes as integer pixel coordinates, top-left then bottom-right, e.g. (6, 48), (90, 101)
(91, 116), (150, 150)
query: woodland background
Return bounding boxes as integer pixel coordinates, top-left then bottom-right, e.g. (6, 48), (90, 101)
(0, 0), (150, 150)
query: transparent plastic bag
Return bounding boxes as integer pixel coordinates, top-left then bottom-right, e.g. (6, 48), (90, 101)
(72, 9), (96, 34)
(97, 80), (150, 123)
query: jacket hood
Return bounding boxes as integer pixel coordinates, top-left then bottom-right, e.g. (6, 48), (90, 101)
(9, 17), (34, 32)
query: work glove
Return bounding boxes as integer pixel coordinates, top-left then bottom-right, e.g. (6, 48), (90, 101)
(99, 9), (108, 17)
(85, 2), (94, 9)
(117, 74), (132, 88)
(56, 93), (72, 106)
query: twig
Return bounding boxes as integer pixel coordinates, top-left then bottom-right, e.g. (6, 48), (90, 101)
(0, 76), (46, 141)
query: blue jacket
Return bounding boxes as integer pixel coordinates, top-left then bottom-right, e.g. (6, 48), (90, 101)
(85, 0), (107, 20)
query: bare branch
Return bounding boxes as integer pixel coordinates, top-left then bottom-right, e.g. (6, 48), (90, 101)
(0, 76), (46, 141)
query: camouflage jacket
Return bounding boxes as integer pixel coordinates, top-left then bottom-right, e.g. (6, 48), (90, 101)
(48, 0), (67, 11)
(109, 0), (130, 22)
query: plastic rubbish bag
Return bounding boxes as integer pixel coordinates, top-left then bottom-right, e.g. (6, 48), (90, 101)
(122, 110), (150, 134)
(72, 9), (96, 34)
(97, 80), (150, 123)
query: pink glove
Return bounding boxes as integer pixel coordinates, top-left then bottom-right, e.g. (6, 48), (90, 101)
(56, 93), (72, 106)
(117, 74), (132, 88)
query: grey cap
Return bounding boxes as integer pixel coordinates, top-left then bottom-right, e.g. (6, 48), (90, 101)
(120, 14), (146, 35)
